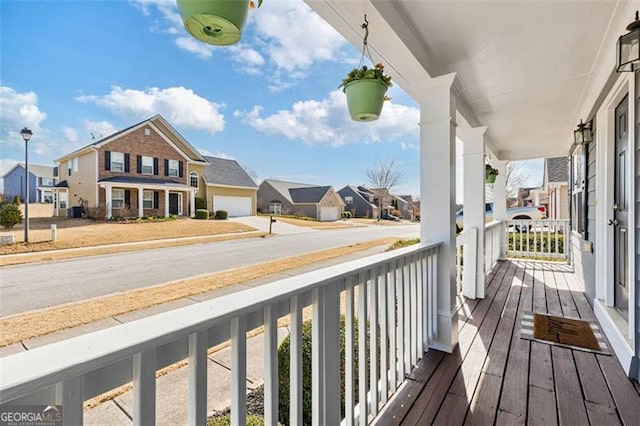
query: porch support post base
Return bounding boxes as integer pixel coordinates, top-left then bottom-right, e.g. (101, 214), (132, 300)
(493, 160), (508, 259)
(417, 72), (462, 353)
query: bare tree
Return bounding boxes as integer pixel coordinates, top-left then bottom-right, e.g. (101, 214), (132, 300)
(485, 161), (530, 203)
(364, 157), (404, 219)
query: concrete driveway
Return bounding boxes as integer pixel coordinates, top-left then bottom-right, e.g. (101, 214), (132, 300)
(230, 216), (317, 235)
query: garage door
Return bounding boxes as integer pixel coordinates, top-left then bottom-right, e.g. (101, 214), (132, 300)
(319, 206), (339, 222)
(213, 196), (253, 217)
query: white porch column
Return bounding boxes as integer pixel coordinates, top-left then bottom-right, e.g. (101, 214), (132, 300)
(138, 187), (144, 218)
(418, 73), (463, 353)
(461, 126), (487, 299)
(164, 189), (170, 218)
(493, 160), (508, 259)
(190, 190), (196, 218)
(105, 185), (113, 219)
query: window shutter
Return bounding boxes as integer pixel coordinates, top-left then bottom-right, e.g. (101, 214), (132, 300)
(154, 191), (159, 209)
(164, 159), (169, 176)
(137, 156), (142, 174)
(124, 190), (131, 208)
(179, 161), (184, 178)
(124, 154), (130, 172)
(105, 151), (111, 171)
(154, 157), (159, 175)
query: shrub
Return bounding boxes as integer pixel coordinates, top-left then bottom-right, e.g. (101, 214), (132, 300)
(278, 317), (370, 426)
(12, 195), (21, 205)
(86, 205), (108, 221)
(195, 197), (207, 210)
(207, 415), (264, 426)
(0, 204), (23, 228)
(342, 211), (352, 219)
(214, 210), (228, 220)
(195, 209), (209, 220)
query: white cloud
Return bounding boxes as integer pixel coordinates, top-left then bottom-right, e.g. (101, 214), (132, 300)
(61, 126), (78, 143)
(130, 0), (183, 31)
(227, 43), (265, 74)
(199, 149), (235, 160)
(175, 36), (214, 59)
(83, 120), (117, 140)
(0, 86), (49, 155)
(77, 86), (225, 135)
(251, 2), (347, 74)
(236, 90), (419, 147)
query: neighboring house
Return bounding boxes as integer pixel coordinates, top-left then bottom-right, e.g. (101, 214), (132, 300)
(202, 156), (257, 217)
(258, 179), (345, 221)
(338, 185), (378, 218)
(2, 163), (57, 203)
(398, 195), (417, 220)
(53, 115), (209, 218)
(543, 156), (569, 220)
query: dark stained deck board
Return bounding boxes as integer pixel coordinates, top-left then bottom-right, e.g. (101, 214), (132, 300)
(373, 260), (640, 426)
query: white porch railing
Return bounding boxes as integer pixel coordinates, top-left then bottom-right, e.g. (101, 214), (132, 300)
(456, 228), (477, 297)
(0, 243), (441, 425)
(506, 219), (570, 261)
(485, 221), (504, 273)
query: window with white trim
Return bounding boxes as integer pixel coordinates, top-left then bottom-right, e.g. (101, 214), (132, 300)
(143, 190), (154, 209)
(142, 156), (154, 175)
(344, 196), (353, 204)
(269, 202), (282, 214)
(41, 178), (54, 186)
(112, 189), (125, 209)
(190, 172), (198, 188)
(58, 192), (67, 209)
(111, 152), (125, 172)
(168, 159), (179, 177)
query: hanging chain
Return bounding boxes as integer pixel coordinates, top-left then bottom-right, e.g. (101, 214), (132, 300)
(359, 14), (375, 68)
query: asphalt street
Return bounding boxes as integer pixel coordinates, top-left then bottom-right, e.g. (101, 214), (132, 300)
(0, 223), (419, 316)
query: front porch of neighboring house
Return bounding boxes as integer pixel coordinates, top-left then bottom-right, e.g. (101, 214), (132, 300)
(99, 181), (197, 219)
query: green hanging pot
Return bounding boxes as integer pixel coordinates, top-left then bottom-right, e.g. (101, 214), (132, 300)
(177, 0), (250, 46)
(485, 174), (497, 184)
(343, 79), (388, 122)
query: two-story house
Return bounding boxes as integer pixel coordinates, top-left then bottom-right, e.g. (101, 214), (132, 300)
(2, 163), (57, 203)
(53, 115), (256, 219)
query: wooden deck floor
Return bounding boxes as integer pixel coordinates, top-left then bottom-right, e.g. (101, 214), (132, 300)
(375, 260), (640, 425)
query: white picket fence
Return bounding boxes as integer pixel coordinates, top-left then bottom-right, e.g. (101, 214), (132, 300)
(506, 219), (570, 261)
(0, 243), (441, 425)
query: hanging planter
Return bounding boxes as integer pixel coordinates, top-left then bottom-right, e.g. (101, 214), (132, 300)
(485, 164), (499, 184)
(340, 16), (392, 122)
(177, 0), (261, 46)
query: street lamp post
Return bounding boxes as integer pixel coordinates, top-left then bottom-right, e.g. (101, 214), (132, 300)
(20, 127), (33, 243)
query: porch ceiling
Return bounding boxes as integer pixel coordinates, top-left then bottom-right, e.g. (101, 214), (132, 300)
(307, 0), (633, 160)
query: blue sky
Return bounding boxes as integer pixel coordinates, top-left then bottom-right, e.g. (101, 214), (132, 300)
(0, 0), (542, 200)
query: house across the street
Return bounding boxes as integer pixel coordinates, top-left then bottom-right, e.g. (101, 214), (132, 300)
(53, 115), (257, 218)
(2, 163), (57, 203)
(257, 179), (344, 221)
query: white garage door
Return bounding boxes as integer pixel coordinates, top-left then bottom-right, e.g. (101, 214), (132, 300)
(319, 206), (339, 222)
(213, 196), (253, 217)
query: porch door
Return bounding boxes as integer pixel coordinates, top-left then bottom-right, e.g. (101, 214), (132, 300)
(614, 95), (629, 319)
(169, 193), (179, 215)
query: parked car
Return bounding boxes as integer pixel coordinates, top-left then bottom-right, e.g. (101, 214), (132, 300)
(381, 212), (400, 221)
(456, 203), (546, 232)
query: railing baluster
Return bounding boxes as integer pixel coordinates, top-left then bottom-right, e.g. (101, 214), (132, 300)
(358, 271), (369, 424)
(188, 331), (207, 426)
(133, 349), (156, 426)
(345, 276), (355, 426)
(55, 376), (83, 426)
(388, 260), (397, 390)
(312, 287), (326, 425)
(263, 305), (278, 426)
(410, 254), (419, 365)
(290, 296), (303, 426)
(379, 263), (389, 405)
(431, 249), (438, 340)
(396, 258), (405, 384)
(231, 316), (247, 426)
(416, 253), (424, 358)
(403, 257), (411, 373)
(369, 267), (379, 415)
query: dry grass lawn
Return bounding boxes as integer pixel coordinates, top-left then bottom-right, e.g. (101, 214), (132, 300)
(0, 237), (400, 348)
(0, 217), (254, 255)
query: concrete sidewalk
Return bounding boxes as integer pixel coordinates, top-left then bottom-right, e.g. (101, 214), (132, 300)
(230, 215), (320, 235)
(0, 244), (390, 424)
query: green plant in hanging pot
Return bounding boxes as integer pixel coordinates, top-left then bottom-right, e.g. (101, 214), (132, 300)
(485, 164), (499, 184)
(176, 0), (262, 46)
(340, 62), (392, 122)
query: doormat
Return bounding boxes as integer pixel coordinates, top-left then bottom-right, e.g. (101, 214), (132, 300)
(520, 312), (610, 355)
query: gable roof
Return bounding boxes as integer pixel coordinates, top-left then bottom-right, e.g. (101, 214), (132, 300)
(55, 115), (206, 163)
(202, 156), (257, 188)
(545, 157), (568, 183)
(339, 185), (377, 207)
(263, 179), (336, 204)
(2, 163), (56, 179)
